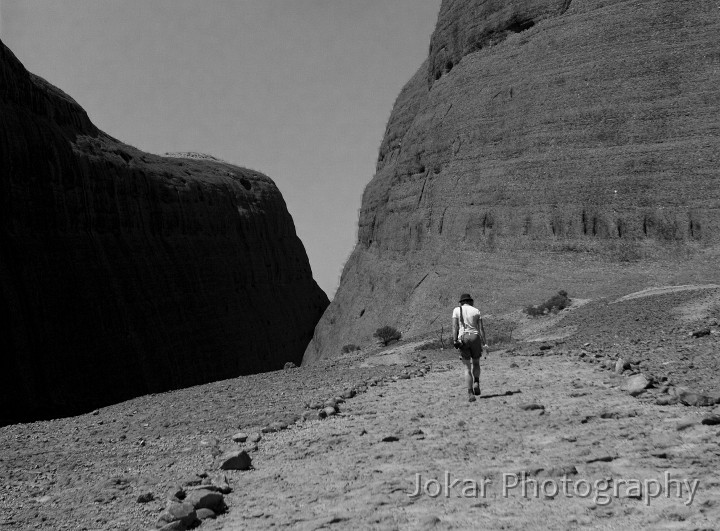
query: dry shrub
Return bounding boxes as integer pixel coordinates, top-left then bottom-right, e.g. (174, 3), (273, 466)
(374, 326), (402, 346)
(524, 291), (571, 317)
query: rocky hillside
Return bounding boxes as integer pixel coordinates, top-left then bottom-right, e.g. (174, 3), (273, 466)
(0, 40), (328, 425)
(304, 0), (720, 362)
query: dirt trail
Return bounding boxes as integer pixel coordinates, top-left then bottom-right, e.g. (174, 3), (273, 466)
(2, 286), (719, 530)
(210, 346), (720, 530)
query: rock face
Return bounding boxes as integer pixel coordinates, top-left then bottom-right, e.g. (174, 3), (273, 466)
(0, 40), (328, 424)
(304, 0), (720, 362)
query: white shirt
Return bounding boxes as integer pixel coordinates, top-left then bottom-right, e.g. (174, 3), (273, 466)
(453, 304), (481, 336)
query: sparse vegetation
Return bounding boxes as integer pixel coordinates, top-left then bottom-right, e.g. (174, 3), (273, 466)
(524, 290), (571, 317)
(486, 330), (514, 346)
(341, 344), (361, 354)
(612, 239), (642, 262)
(416, 338), (445, 351)
(374, 325), (402, 346)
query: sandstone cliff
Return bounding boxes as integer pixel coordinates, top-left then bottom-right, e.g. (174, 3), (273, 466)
(0, 40), (328, 424)
(304, 0), (720, 362)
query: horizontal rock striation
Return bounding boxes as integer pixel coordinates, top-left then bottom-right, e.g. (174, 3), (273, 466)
(305, 0), (720, 362)
(0, 41), (328, 424)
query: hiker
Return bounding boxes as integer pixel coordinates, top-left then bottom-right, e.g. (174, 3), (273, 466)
(452, 293), (487, 402)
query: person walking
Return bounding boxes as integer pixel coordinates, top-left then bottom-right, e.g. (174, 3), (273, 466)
(452, 293), (487, 402)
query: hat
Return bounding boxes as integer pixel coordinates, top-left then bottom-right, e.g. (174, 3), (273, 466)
(459, 293), (473, 303)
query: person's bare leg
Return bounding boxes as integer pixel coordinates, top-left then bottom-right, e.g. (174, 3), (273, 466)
(461, 358), (475, 401)
(472, 358), (481, 395)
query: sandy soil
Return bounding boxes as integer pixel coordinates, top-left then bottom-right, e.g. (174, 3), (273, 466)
(2, 286), (720, 530)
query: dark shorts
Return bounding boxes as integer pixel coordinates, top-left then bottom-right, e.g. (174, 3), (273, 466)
(460, 333), (482, 360)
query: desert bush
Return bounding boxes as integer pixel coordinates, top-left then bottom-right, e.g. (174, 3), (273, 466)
(341, 344), (361, 354)
(374, 325), (402, 346)
(524, 291), (571, 317)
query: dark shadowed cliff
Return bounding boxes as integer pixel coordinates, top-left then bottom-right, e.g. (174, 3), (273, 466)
(304, 0), (720, 362)
(0, 40), (328, 424)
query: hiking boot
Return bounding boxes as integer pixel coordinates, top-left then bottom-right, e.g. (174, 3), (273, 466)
(473, 381), (481, 396)
(468, 391), (476, 403)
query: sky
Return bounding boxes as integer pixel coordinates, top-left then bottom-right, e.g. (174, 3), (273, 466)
(0, 0), (440, 298)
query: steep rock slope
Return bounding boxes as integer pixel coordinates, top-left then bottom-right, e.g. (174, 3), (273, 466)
(0, 41), (328, 424)
(305, 0), (720, 362)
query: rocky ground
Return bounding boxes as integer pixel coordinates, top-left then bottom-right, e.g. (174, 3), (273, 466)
(2, 285), (720, 530)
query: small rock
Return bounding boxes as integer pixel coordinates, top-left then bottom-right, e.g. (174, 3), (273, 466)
(211, 474), (231, 494)
(701, 415), (720, 426)
(418, 515), (441, 528)
(534, 465), (578, 477)
(586, 455), (615, 463)
(323, 406), (337, 417)
(218, 450), (252, 471)
(185, 489), (225, 513)
(676, 418), (697, 431)
(181, 476), (202, 487)
(675, 388), (718, 407)
(248, 433), (262, 443)
(308, 400), (324, 409)
(283, 361), (298, 370)
(301, 410), (316, 421)
(157, 521), (188, 531)
(656, 395), (679, 406)
(691, 328), (711, 338)
(510, 362), (519, 368)
(136, 491), (154, 503)
(623, 374), (650, 396)
(169, 487), (186, 501)
(196, 508), (216, 520)
(158, 501), (197, 527)
(520, 403), (545, 411)
(341, 389), (356, 399)
(231, 432), (248, 443)
(318, 409), (328, 419)
(262, 421), (288, 433)
(615, 358), (630, 374)
(381, 435), (400, 442)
